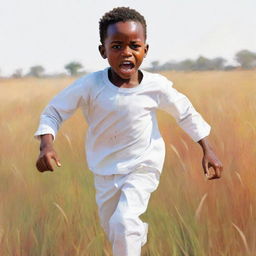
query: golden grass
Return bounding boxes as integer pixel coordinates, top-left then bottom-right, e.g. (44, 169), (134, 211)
(0, 70), (255, 255)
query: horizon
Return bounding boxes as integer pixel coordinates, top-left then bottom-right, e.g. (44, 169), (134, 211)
(1, 0), (255, 76)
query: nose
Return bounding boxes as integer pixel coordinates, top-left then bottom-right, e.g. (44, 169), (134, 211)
(121, 46), (132, 57)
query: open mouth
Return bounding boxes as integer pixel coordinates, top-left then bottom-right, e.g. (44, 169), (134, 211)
(119, 61), (135, 73)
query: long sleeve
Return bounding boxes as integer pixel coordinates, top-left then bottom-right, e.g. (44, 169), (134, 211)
(158, 78), (211, 142)
(34, 76), (89, 140)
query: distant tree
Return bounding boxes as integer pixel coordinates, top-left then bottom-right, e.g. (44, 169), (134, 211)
(210, 57), (227, 70)
(193, 56), (226, 70)
(28, 65), (45, 77)
(194, 56), (211, 70)
(224, 65), (237, 71)
(161, 61), (176, 71)
(65, 61), (83, 76)
(150, 61), (160, 72)
(12, 69), (23, 78)
(178, 59), (195, 71)
(235, 50), (256, 69)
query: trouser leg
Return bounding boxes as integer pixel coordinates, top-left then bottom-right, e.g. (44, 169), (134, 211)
(94, 174), (121, 236)
(96, 168), (160, 256)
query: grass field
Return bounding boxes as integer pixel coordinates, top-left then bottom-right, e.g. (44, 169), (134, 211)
(0, 70), (256, 255)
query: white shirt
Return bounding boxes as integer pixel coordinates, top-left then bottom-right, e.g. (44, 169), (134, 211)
(35, 68), (211, 175)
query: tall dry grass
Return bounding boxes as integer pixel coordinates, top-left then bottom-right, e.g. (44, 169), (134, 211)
(0, 70), (255, 255)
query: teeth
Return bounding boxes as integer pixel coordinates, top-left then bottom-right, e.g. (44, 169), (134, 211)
(122, 61), (131, 64)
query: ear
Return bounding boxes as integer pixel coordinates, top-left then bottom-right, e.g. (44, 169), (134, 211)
(99, 45), (107, 59)
(144, 44), (149, 58)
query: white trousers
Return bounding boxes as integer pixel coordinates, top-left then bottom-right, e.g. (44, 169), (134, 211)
(94, 166), (160, 256)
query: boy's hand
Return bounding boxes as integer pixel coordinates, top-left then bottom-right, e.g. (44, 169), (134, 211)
(36, 134), (61, 172)
(36, 146), (61, 172)
(198, 137), (223, 180)
(202, 149), (223, 180)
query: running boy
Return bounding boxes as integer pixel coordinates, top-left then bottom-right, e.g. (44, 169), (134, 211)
(35, 7), (223, 256)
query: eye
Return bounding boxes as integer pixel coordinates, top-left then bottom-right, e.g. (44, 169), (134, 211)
(131, 44), (141, 50)
(112, 45), (122, 49)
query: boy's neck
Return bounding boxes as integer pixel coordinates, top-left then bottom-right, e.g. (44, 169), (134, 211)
(108, 68), (143, 88)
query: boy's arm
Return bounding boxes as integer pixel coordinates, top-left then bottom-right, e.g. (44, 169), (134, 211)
(158, 79), (211, 143)
(158, 77), (223, 178)
(36, 134), (61, 172)
(34, 77), (87, 141)
(198, 137), (223, 179)
(34, 76), (88, 171)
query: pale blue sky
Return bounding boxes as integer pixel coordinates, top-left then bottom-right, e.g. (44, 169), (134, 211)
(1, 0), (255, 75)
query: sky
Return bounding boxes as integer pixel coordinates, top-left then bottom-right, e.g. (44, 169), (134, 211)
(1, 0), (255, 76)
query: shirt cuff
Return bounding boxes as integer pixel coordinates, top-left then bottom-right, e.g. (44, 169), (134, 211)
(34, 125), (56, 141)
(190, 123), (211, 142)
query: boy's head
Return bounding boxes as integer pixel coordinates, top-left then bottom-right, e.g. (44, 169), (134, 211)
(99, 7), (147, 45)
(98, 7), (149, 82)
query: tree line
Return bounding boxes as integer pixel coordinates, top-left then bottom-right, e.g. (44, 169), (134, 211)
(4, 49), (256, 78)
(11, 61), (85, 78)
(148, 49), (256, 72)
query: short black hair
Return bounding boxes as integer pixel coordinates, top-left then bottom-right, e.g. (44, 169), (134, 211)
(99, 7), (147, 44)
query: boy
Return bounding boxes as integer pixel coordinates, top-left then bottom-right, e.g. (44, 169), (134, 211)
(35, 7), (223, 256)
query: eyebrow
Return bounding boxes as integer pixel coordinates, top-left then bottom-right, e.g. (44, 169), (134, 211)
(110, 40), (142, 44)
(110, 41), (122, 44)
(131, 40), (142, 43)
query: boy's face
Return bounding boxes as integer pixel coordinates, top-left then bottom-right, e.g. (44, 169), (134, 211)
(99, 21), (148, 82)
